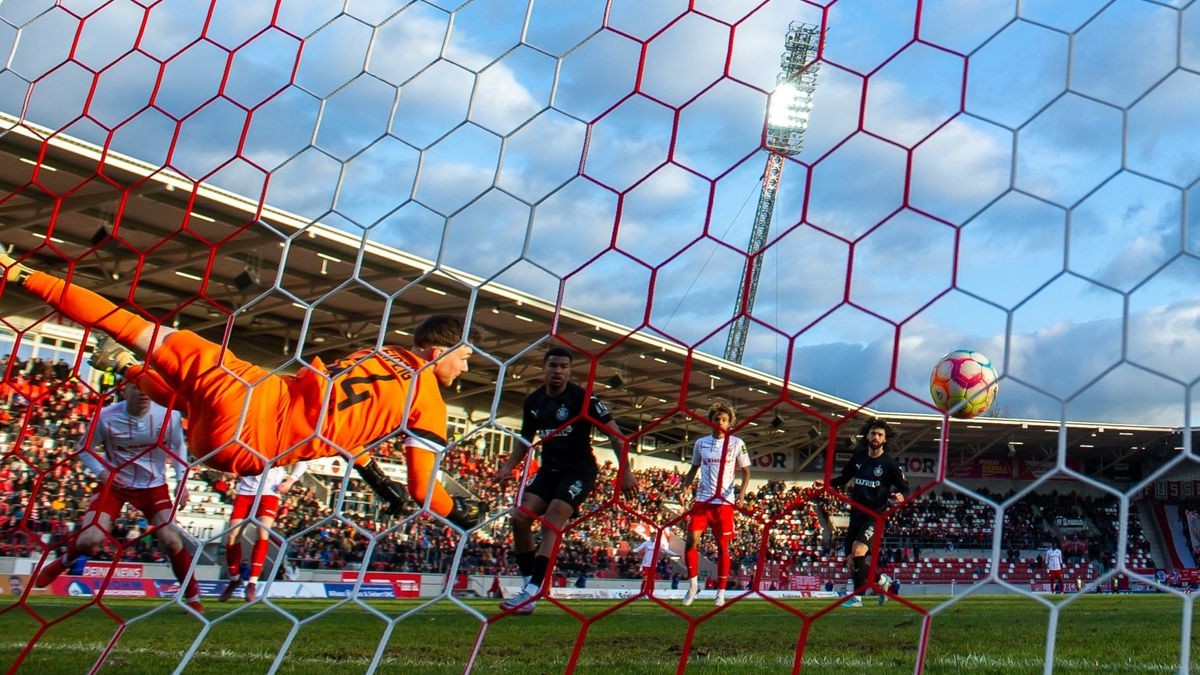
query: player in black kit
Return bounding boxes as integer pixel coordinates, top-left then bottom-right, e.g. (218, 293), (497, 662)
(496, 347), (637, 614)
(827, 418), (909, 607)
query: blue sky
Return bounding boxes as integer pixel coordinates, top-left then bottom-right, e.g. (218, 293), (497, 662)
(1, 0), (1198, 427)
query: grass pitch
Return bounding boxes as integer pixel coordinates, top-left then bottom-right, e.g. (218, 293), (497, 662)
(0, 594), (1194, 673)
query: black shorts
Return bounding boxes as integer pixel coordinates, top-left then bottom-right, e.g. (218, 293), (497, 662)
(844, 510), (881, 556)
(524, 463), (598, 515)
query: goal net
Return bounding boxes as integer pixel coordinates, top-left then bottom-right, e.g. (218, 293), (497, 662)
(0, 1), (1196, 672)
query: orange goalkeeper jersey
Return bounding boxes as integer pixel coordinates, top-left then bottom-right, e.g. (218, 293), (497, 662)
(165, 336), (449, 476)
(283, 346), (449, 466)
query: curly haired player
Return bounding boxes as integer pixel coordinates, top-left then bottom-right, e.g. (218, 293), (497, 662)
(1, 249), (484, 528)
(677, 400), (751, 607)
(827, 418), (909, 607)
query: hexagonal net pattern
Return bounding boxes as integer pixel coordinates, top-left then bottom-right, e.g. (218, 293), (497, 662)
(0, 0), (1197, 672)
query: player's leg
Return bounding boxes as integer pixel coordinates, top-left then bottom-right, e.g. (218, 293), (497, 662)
(3, 261), (174, 357)
(510, 491), (548, 585)
(499, 491), (547, 614)
(525, 466), (597, 595)
(875, 523), (892, 605)
(404, 446), (483, 527)
(244, 501), (279, 603)
(713, 505), (735, 607)
(147, 503), (203, 613)
(846, 538), (871, 605)
(219, 504), (247, 598)
(682, 511), (704, 606)
(529, 498), (574, 584)
(641, 565), (656, 595)
(503, 467), (595, 615)
(35, 507), (112, 587)
(72, 513), (109, 559)
(3, 255), (278, 476)
(841, 513), (868, 607)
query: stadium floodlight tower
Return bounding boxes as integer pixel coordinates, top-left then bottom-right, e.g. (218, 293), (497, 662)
(723, 22), (822, 363)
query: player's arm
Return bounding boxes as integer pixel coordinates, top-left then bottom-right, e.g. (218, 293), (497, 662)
(888, 461), (910, 504)
(600, 417), (636, 497)
(279, 461), (307, 495)
(589, 394), (635, 497)
(828, 451), (857, 491)
(662, 539), (683, 559)
(78, 436), (110, 485)
(354, 456), (411, 516)
(76, 421), (112, 486)
(496, 400), (537, 483)
(736, 450), (752, 507)
(678, 444), (701, 503)
(166, 411), (190, 506)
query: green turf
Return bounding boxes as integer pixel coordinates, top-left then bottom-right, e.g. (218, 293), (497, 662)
(0, 594), (1193, 673)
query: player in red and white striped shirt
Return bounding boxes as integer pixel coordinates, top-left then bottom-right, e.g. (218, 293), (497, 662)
(218, 462), (307, 603)
(34, 382), (203, 613)
(677, 401), (751, 607)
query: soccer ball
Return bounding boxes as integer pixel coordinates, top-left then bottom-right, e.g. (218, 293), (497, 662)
(929, 350), (999, 419)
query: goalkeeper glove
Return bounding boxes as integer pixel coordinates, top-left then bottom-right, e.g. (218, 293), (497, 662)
(355, 460), (411, 516)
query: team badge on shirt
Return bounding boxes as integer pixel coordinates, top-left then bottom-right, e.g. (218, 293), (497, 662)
(873, 465), (883, 477)
(556, 405), (569, 421)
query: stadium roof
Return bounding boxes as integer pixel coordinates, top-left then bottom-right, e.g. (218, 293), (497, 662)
(0, 114), (1185, 483)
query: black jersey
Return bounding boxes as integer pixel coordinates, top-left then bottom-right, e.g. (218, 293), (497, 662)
(520, 382), (614, 469)
(830, 449), (909, 512)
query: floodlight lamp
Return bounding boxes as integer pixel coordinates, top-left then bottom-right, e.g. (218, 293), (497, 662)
(768, 83), (802, 128)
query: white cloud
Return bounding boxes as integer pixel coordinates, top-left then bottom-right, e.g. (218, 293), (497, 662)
(6, 2), (1197, 427)
(910, 117), (1012, 223)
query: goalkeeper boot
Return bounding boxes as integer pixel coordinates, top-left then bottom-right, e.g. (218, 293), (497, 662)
(841, 594), (863, 608)
(89, 336), (138, 375)
(447, 497), (485, 529)
(218, 577), (243, 602)
(682, 577), (698, 607)
(0, 247), (32, 284)
(34, 556), (67, 589)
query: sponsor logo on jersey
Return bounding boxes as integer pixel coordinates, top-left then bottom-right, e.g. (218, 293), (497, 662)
(538, 425), (574, 438)
(854, 478), (881, 488)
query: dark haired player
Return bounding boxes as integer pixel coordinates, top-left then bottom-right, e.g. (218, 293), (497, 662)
(496, 346), (637, 614)
(827, 418), (908, 607)
(1, 250), (483, 527)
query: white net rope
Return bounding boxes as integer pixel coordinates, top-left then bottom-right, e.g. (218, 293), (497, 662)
(0, 1), (1197, 672)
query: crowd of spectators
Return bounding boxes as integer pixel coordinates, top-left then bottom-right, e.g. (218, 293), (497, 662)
(0, 357), (1172, 580)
